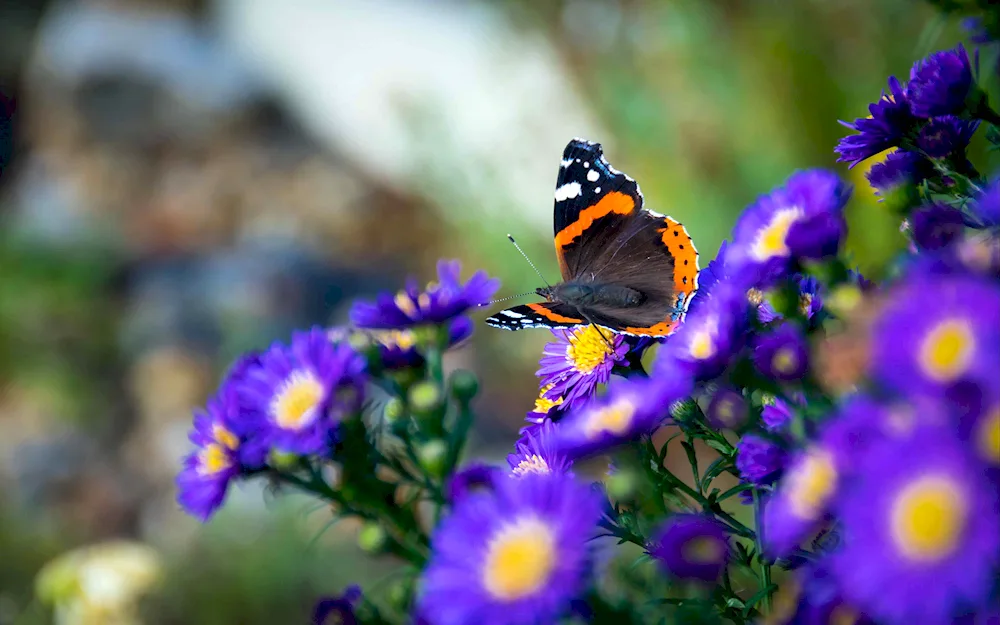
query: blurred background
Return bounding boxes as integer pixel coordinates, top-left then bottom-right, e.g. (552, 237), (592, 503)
(0, 0), (994, 623)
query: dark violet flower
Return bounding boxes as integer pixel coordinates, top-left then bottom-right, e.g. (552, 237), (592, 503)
(915, 115), (979, 158)
(313, 585), (362, 625)
(910, 203), (966, 251)
(752, 323), (810, 382)
(735, 434), (786, 486)
(729, 170), (851, 285)
(239, 327), (366, 456)
(769, 566), (875, 625)
(418, 473), (603, 625)
(908, 44), (974, 118)
(648, 514), (730, 582)
(951, 383), (1000, 469)
(756, 274), (824, 325)
(177, 384), (245, 522)
(447, 463), (500, 502)
(866, 149), (929, 197)
(968, 178), (1000, 229)
(350, 259), (499, 329)
(836, 76), (916, 166)
(761, 397), (794, 432)
(536, 325), (628, 409)
(705, 386), (749, 431)
(831, 423), (1000, 624)
(507, 422), (573, 477)
(872, 274), (1000, 399)
(656, 278), (749, 381)
(553, 378), (687, 460)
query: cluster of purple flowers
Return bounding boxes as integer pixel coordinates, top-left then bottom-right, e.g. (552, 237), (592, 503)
(176, 21), (1000, 625)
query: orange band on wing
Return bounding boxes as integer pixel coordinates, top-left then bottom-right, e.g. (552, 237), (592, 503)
(527, 303), (583, 324)
(554, 191), (635, 250)
(656, 217), (699, 297)
(622, 320), (680, 337)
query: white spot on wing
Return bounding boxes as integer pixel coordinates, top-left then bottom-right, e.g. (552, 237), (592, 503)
(583, 161), (589, 168)
(554, 182), (582, 201)
(560, 158), (573, 168)
(594, 186), (601, 193)
(586, 169), (600, 182)
(501, 310), (525, 318)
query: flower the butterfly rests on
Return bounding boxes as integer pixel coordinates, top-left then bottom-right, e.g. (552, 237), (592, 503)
(485, 138), (700, 338)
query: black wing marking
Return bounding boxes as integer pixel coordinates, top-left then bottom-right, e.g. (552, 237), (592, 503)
(485, 302), (585, 332)
(553, 138), (645, 281)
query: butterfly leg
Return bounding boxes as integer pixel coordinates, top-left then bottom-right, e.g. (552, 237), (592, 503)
(576, 309), (616, 350)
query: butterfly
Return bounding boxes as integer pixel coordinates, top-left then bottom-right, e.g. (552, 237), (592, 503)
(485, 138), (700, 337)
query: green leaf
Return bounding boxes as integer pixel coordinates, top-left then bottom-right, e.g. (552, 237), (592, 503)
(717, 483), (753, 502)
(681, 439), (700, 483)
(700, 456), (731, 490)
(705, 439), (734, 456)
(742, 584), (778, 618)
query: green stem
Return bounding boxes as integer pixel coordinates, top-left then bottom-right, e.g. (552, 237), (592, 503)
(444, 399), (474, 476)
(753, 489), (773, 614)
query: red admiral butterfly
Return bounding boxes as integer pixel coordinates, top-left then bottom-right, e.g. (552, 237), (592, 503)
(485, 138), (699, 336)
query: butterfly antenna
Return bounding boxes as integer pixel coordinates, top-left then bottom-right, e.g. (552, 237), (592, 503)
(480, 291), (536, 307)
(507, 234), (552, 289)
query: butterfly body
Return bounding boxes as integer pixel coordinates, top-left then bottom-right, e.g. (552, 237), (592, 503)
(486, 138), (700, 337)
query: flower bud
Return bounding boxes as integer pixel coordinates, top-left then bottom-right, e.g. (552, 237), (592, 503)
(409, 381), (443, 415)
(357, 522), (387, 553)
(449, 369), (479, 402)
(826, 284), (863, 318)
(417, 439), (448, 477)
(383, 397), (405, 424)
(605, 469), (638, 501)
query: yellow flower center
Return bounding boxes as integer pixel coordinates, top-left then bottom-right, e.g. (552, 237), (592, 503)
(370, 329), (417, 351)
(394, 291), (419, 318)
(772, 347), (800, 375)
(583, 399), (637, 439)
(799, 293), (814, 316)
(566, 326), (615, 374)
(689, 328), (717, 360)
(829, 605), (862, 625)
(533, 383), (564, 415)
(977, 405), (1000, 465)
(890, 474), (967, 563)
(511, 454), (551, 478)
(482, 517), (556, 601)
(197, 443), (232, 476)
(746, 288), (765, 306)
(786, 448), (838, 519)
(751, 207), (804, 261)
(919, 318), (974, 382)
(211, 424), (239, 450)
(271, 370), (324, 430)
(682, 536), (724, 564)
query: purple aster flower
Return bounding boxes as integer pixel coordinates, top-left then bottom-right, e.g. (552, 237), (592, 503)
(656, 278), (750, 381)
(536, 325), (628, 408)
(752, 323), (810, 382)
(418, 472), (603, 625)
(705, 386), (749, 431)
(348, 317), (473, 370)
(847, 268), (876, 292)
(910, 203), (966, 251)
(735, 434), (787, 486)
(177, 384), (245, 522)
(771, 565), (876, 625)
(239, 327), (367, 456)
(762, 397), (795, 432)
(950, 382), (1000, 469)
(968, 178), (1000, 229)
(872, 274), (1000, 399)
(686, 240), (731, 318)
(553, 378), (688, 460)
(447, 463), (500, 502)
(350, 259), (499, 329)
(908, 44), (974, 118)
(648, 514), (730, 582)
(831, 422), (1000, 624)
(729, 170), (851, 285)
(866, 149), (929, 197)
(507, 422), (573, 477)
(915, 115), (980, 158)
(837, 76), (916, 166)
(313, 585), (361, 625)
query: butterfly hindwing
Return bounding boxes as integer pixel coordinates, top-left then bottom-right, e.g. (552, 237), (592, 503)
(485, 303), (585, 331)
(553, 139), (644, 282)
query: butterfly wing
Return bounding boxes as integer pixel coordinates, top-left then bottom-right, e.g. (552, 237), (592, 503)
(485, 302), (585, 331)
(582, 211), (700, 336)
(553, 139), (645, 282)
